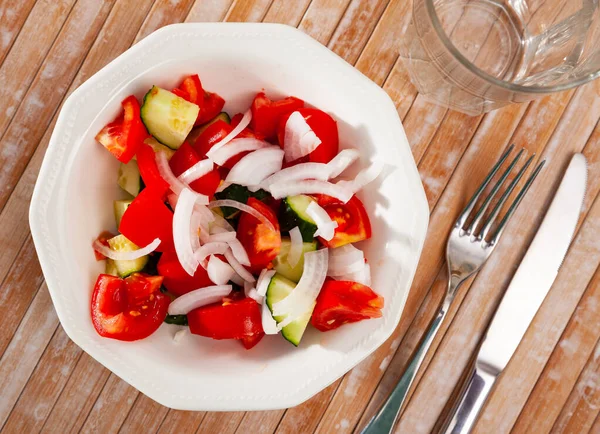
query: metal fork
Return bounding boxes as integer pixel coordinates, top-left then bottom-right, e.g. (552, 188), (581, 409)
(360, 145), (545, 434)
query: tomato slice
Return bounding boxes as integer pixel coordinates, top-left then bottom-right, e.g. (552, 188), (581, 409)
(157, 250), (213, 296)
(93, 231), (116, 261)
(310, 279), (384, 332)
(136, 143), (170, 198)
(193, 120), (231, 158)
(250, 92), (304, 139)
(197, 91), (225, 125)
(119, 188), (174, 252)
(95, 95), (146, 163)
(187, 298), (263, 341)
(312, 194), (372, 248)
(179, 75), (203, 105)
(169, 142), (221, 197)
(237, 198), (281, 273)
(91, 273), (169, 341)
(277, 108), (339, 164)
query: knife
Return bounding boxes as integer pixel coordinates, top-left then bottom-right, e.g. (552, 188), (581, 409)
(441, 153), (587, 434)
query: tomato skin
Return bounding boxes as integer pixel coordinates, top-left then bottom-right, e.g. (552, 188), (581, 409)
(237, 198), (281, 273)
(277, 108), (339, 164)
(95, 96), (146, 163)
(312, 194), (372, 248)
(250, 92), (304, 139)
(193, 120), (230, 158)
(311, 280), (384, 332)
(173, 74), (225, 126)
(169, 142), (221, 197)
(91, 274), (169, 341)
(157, 250), (213, 296)
(197, 92), (225, 125)
(241, 332), (265, 349)
(136, 143), (170, 198)
(187, 298), (263, 340)
(119, 188), (174, 252)
(93, 231), (116, 261)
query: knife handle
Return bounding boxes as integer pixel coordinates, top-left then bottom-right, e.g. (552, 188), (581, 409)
(441, 363), (498, 434)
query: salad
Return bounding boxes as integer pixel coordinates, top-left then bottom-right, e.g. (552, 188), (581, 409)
(91, 73), (384, 349)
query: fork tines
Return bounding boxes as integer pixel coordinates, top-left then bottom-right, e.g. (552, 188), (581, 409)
(456, 144), (545, 246)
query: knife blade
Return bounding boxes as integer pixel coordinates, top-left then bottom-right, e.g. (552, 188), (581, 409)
(443, 153), (587, 434)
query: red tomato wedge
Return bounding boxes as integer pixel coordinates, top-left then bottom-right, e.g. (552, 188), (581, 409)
(93, 231), (116, 261)
(188, 298), (263, 342)
(95, 95), (146, 163)
(277, 108), (339, 164)
(119, 188), (174, 252)
(193, 120), (230, 158)
(169, 142), (221, 197)
(312, 194), (372, 248)
(237, 198), (281, 273)
(250, 92), (304, 139)
(136, 143), (170, 198)
(241, 332), (265, 349)
(157, 251), (213, 296)
(197, 91), (226, 125)
(174, 74), (225, 126)
(91, 273), (169, 341)
(310, 280), (384, 332)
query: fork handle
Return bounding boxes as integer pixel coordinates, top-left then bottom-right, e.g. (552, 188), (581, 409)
(360, 308), (446, 434)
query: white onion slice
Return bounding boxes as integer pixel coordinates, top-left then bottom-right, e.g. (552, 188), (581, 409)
(173, 188), (200, 276)
(244, 280), (255, 297)
(189, 210), (202, 254)
(306, 201), (338, 241)
(167, 285), (232, 315)
(327, 244), (366, 276)
(327, 149), (360, 178)
(284, 111), (322, 162)
(156, 152), (209, 204)
(334, 263), (371, 286)
(261, 300), (279, 335)
(227, 238), (250, 267)
(225, 147), (284, 187)
(256, 269), (276, 297)
(287, 227), (303, 268)
(193, 242), (229, 266)
(269, 180), (353, 203)
(207, 232), (237, 243)
(178, 159), (214, 184)
(224, 249), (255, 283)
(92, 238), (160, 261)
(229, 272), (244, 286)
(209, 138), (271, 166)
(207, 200), (275, 230)
(206, 109), (252, 159)
(209, 210), (235, 232)
(244, 281), (261, 302)
(260, 163), (330, 190)
(273, 249), (329, 328)
(337, 161), (384, 193)
(207, 255), (235, 285)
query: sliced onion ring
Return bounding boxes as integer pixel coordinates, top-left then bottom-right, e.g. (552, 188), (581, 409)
(167, 285), (232, 315)
(156, 152), (209, 204)
(206, 109), (252, 159)
(306, 201), (338, 241)
(334, 263), (371, 286)
(209, 137), (271, 166)
(92, 238), (160, 261)
(261, 300), (279, 335)
(227, 238), (250, 267)
(178, 159), (214, 184)
(337, 161), (384, 193)
(260, 162), (330, 190)
(207, 232), (237, 243)
(194, 242), (229, 266)
(284, 111), (321, 163)
(287, 227), (303, 268)
(207, 255), (235, 285)
(256, 269), (276, 297)
(173, 188), (200, 276)
(269, 180), (353, 203)
(207, 199), (275, 231)
(225, 146), (284, 187)
(328, 244), (365, 276)
(327, 149), (360, 178)
(224, 249), (255, 283)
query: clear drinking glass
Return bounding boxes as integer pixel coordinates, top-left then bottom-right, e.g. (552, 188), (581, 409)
(401, 0), (600, 115)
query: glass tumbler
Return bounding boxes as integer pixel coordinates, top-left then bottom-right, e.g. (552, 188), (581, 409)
(401, 0), (600, 115)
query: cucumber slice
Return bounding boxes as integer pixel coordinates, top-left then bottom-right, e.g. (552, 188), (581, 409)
(214, 184), (270, 218)
(105, 259), (119, 276)
(280, 195), (318, 242)
(141, 86), (199, 149)
(273, 237), (318, 282)
(266, 274), (314, 346)
(113, 199), (133, 228)
(144, 137), (175, 160)
(107, 234), (148, 277)
(117, 159), (141, 197)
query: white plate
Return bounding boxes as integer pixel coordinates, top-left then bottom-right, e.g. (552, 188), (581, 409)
(29, 23), (428, 411)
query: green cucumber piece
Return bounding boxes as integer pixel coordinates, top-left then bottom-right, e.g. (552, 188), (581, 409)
(144, 137), (175, 160)
(113, 199), (133, 228)
(266, 274), (314, 346)
(117, 159), (141, 197)
(141, 86), (199, 149)
(165, 314), (188, 326)
(273, 237), (318, 282)
(280, 195), (318, 242)
(105, 259), (119, 276)
(214, 184), (270, 219)
(107, 234), (148, 277)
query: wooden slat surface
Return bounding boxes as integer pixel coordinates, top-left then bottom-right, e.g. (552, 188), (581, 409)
(0, 1), (599, 433)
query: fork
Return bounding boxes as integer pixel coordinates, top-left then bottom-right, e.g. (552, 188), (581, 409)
(360, 145), (545, 434)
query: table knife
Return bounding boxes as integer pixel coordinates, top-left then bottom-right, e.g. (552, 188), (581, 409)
(441, 153), (587, 434)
